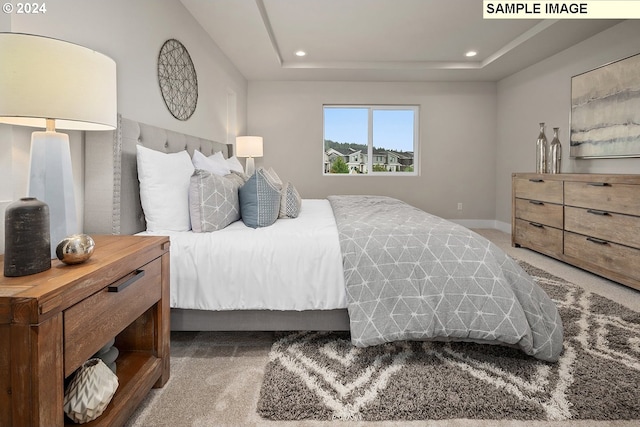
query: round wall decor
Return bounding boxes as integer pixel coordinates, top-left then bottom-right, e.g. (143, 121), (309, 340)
(157, 39), (198, 121)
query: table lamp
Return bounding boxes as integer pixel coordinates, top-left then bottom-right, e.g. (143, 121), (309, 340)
(236, 136), (263, 175)
(0, 33), (117, 257)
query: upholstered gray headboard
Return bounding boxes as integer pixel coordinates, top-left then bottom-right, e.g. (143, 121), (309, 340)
(84, 115), (232, 235)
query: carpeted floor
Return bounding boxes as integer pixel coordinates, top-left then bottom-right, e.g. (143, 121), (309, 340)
(257, 261), (640, 422)
(125, 229), (640, 427)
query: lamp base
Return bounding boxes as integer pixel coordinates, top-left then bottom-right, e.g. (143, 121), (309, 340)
(245, 157), (256, 176)
(28, 130), (78, 258)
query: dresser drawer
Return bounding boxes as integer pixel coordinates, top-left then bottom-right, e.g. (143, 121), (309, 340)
(565, 206), (640, 249)
(514, 198), (563, 229)
(513, 218), (563, 257)
(514, 178), (563, 204)
(564, 231), (640, 282)
(564, 181), (640, 216)
(64, 257), (162, 377)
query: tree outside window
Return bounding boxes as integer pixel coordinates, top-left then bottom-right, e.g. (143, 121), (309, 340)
(323, 105), (419, 176)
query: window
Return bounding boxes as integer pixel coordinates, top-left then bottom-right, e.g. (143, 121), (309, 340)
(323, 105), (419, 175)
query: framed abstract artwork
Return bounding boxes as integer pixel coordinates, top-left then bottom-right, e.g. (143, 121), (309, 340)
(570, 52), (640, 158)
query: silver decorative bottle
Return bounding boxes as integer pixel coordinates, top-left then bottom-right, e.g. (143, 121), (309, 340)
(535, 123), (547, 173)
(549, 127), (562, 174)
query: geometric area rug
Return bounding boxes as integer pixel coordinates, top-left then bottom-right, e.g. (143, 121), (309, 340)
(258, 262), (640, 421)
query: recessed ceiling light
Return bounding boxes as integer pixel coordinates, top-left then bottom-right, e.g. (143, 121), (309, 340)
(465, 51), (477, 57)
(295, 50), (306, 57)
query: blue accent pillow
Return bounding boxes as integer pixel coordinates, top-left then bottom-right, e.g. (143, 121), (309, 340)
(239, 168), (281, 228)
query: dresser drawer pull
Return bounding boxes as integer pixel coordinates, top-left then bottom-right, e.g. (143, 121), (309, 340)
(586, 237), (609, 245)
(587, 182), (610, 187)
(108, 270), (145, 292)
(586, 209), (610, 216)
(528, 178), (544, 183)
(529, 222), (544, 228)
(529, 200), (544, 205)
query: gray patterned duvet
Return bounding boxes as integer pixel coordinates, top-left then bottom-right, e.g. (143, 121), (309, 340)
(328, 195), (563, 362)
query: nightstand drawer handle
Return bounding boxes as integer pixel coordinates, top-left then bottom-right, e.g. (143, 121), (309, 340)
(108, 270), (145, 292)
(529, 222), (544, 228)
(529, 178), (544, 183)
(529, 200), (544, 205)
(586, 237), (608, 245)
(587, 209), (610, 216)
(587, 182), (610, 187)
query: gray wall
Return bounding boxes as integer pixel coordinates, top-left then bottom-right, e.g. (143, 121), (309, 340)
(248, 81), (497, 221)
(0, 0), (10, 252)
(0, 0), (248, 252)
(248, 20), (640, 228)
(495, 20), (640, 225)
(10, 0), (247, 142)
(2, 6), (639, 254)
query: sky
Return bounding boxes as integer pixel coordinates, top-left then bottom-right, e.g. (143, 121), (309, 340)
(324, 107), (415, 152)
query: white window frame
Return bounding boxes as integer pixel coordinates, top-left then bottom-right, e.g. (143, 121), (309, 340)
(323, 104), (419, 176)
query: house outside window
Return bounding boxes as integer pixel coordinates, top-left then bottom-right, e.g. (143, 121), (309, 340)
(323, 105), (419, 175)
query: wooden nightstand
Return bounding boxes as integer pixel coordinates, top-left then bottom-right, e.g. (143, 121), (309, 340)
(0, 235), (170, 427)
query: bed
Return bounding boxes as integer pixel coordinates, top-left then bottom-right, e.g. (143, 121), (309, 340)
(84, 115), (351, 331)
(84, 115), (563, 362)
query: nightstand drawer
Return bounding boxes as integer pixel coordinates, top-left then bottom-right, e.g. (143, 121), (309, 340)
(514, 198), (563, 229)
(564, 181), (640, 216)
(564, 231), (640, 282)
(64, 257), (162, 377)
(565, 206), (640, 249)
(513, 218), (563, 257)
(514, 178), (563, 204)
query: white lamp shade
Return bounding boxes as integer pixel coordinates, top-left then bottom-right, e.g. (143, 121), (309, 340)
(0, 33), (117, 256)
(235, 136), (264, 158)
(0, 33), (117, 130)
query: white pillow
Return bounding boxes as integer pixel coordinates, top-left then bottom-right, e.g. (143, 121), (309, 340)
(136, 145), (194, 232)
(192, 150), (231, 176)
(226, 155), (245, 174)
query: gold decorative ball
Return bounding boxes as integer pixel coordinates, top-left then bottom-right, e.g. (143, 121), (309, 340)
(56, 234), (95, 265)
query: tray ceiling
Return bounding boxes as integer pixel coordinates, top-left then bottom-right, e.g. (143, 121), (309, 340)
(180, 0), (621, 81)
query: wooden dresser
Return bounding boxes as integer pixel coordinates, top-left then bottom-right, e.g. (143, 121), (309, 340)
(0, 235), (170, 427)
(513, 173), (640, 291)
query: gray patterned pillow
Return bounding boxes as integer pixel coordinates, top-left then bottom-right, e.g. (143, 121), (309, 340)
(238, 168), (281, 228)
(261, 167), (300, 219)
(189, 169), (240, 232)
(279, 182), (301, 219)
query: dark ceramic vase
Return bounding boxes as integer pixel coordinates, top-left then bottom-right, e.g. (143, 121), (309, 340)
(4, 197), (51, 277)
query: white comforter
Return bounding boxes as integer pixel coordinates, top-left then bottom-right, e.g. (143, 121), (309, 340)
(139, 199), (347, 311)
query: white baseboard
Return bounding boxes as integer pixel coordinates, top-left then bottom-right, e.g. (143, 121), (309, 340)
(494, 220), (512, 234)
(448, 219), (512, 234)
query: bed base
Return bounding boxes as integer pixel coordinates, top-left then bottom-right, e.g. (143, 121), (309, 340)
(170, 308), (350, 331)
